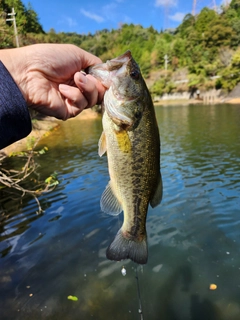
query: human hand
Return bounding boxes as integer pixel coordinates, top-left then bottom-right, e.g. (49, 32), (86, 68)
(1, 44), (105, 120)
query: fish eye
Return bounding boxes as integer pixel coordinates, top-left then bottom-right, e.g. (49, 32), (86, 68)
(130, 70), (139, 80)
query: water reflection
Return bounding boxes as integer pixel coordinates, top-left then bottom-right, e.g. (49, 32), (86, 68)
(0, 105), (240, 319)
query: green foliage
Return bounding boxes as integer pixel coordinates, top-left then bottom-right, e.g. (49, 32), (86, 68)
(24, 3), (43, 33)
(0, 15), (13, 47)
(205, 19), (237, 48)
(26, 136), (36, 150)
(165, 81), (177, 94)
(2, 0), (240, 92)
(0, 0), (44, 47)
(151, 36), (172, 69)
(230, 0), (240, 16)
(150, 79), (166, 96)
(45, 171), (59, 187)
(139, 50), (151, 77)
(204, 62), (219, 76)
(150, 71), (174, 96)
(177, 14), (195, 37)
(172, 38), (187, 60)
(195, 7), (217, 33)
(219, 48), (240, 91)
(231, 49), (240, 66)
(67, 295), (78, 302)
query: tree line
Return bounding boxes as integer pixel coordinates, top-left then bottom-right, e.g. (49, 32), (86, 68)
(1, 0), (240, 95)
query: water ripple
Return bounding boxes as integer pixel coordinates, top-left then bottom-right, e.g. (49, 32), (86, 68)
(1, 105), (240, 319)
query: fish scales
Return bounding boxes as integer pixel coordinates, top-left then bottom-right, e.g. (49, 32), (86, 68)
(86, 51), (163, 264)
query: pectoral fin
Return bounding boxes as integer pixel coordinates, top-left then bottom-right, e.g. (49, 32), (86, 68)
(150, 172), (163, 208)
(98, 131), (107, 157)
(100, 182), (122, 215)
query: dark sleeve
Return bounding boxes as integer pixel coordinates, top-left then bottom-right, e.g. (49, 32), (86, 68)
(0, 61), (32, 150)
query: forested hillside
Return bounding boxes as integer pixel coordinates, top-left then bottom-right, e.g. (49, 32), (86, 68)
(1, 0), (240, 96)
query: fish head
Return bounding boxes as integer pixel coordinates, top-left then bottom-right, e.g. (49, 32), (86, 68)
(106, 51), (143, 100)
(86, 51), (147, 130)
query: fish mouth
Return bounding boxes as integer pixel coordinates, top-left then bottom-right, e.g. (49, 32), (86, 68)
(106, 50), (132, 71)
(85, 51), (132, 88)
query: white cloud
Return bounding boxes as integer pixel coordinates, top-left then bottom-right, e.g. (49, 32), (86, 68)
(102, 2), (118, 21)
(81, 1), (130, 27)
(169, 12), (185, 22)
(65, 17), (77, 27)
(122, 15), (132, 23)
(80, 9), (105, 23)
(155, 0), (177, 7)
(58, 16), (78, 28)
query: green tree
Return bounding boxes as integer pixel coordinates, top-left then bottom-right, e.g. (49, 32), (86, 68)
(220, 49), (240, 91)
(172, 38), (188, 66)
(24, 3), (44, 33)
(177, 13), (195, 37)
(230, 0), (240, 16)
(0, 13), (13, 47)
(139, 50), (151, 77)
(205, 20), (236, 48)
(3, 0), (43, 35)
(194, 7), (217, 34)
(151, 37), (171, 69)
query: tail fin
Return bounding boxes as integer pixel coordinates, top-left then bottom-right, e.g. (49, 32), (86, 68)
(106, 229), (148, 264)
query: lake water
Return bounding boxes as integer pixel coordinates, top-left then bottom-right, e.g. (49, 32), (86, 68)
(0, 104), (240, 320)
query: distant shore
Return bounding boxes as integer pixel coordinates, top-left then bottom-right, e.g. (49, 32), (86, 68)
(224, 98), (240, 104)
(154, 98), (202, 106)
(154, 97), (240, 106)
(2, 98), (240, 156)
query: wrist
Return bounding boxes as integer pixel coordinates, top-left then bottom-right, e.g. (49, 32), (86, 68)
(0, 48), (29, 104)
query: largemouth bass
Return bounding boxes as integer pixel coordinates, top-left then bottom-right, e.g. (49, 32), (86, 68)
(87, 51), (162, 264)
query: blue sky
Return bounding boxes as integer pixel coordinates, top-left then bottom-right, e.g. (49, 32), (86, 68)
(22, 0), (224, 34)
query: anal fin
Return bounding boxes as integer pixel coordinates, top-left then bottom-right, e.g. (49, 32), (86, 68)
(100, 182), (122, 216)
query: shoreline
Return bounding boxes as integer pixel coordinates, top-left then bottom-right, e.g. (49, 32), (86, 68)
(154, 97), (240, 106)
(2, 108), (100, 156)
(2, 98), (240, 156)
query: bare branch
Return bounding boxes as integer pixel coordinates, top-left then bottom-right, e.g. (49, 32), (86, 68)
(0, 141), (57, 213)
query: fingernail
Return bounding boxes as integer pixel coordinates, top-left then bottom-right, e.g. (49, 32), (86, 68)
(59, 84), (69, 92)
(77, 72), (87, 84)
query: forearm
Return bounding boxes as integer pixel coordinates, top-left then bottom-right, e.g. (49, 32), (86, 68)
(0, 60), (31, 149)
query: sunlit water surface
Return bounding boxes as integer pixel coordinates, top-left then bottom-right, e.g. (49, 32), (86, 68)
(0, 104), (240, 320)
